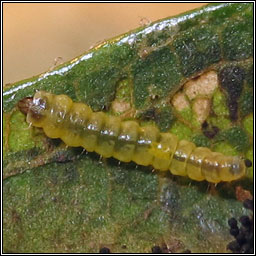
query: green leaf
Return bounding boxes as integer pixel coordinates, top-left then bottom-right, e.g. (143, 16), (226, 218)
(3, 3), (253, 253)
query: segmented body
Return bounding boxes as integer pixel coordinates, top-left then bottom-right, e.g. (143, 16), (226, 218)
(19, 91), (246, 183)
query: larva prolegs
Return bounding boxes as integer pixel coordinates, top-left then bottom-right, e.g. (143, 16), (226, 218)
(80, 111), (106, 152)
(150, 133), (178, 171)
(201, 152), (224, 183)
(169, 140), (196, 177)
(96, 115), (121, 158)
(186, 147), (211, 181)
(113, 121), (138, 162)
(68, 103), (93, 148)
(132, 125), (160, 166)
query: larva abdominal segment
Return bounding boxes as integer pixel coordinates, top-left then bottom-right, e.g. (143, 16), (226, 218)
(25, 91), (246, 183)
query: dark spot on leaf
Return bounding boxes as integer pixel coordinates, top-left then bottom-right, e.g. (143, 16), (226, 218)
(202, 123), (219, 139)
(140, 107), (158, 121)
(230, 228), (239, 237)
(203, 131), (216, 139)
(212, 126), (220, 135)
(201, 121), (208, 129)
(219, 66), (245, 121)
(227, 198), (254, 253)
(227, 240), (241, 252)
(243, 199), (253, 211)
(244, 159), (252, 168)
(228, 217), (238, 229)
(239, 216), (251, 227)
(227, 100), (238, 121)
(139, 105), (176, 132)
(151, 245), (162, 253)
(99, 247), (111, 253)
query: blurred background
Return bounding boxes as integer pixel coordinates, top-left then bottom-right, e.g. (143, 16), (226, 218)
(3, 3), (206, 86)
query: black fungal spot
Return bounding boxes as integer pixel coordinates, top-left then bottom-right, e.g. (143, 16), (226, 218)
(243, 199), (253, 211)
(228, 217), (238, 229)
(227, 100), (238, 121)
(240, 216), (251, 227)
(139, 106), (176, 132)
(99, 247), (111, 253)
(230, 228), (239, 237)
(203, 130), (215, 139)
(151, 245), (162, 253)
(244, 159), (252, 168)
(227, 198), (254, 254)
(140, 107), (158, 121)
(227, 241), (241, 252)
(212, 126), (220, 135)
(202, 123), (219, 139)
(219, 66), (245, 121)
(201, 121), (208, 129)
(219, 66), (245, 100)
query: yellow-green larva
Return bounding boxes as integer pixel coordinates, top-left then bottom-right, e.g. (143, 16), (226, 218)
(18, 91), (248, 183)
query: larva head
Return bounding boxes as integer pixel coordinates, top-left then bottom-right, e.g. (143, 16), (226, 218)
(18, 91), (53, 127)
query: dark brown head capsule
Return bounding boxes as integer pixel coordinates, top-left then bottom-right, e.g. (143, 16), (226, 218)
(18, 95), (47, 121)
(18, 97), (33, 115)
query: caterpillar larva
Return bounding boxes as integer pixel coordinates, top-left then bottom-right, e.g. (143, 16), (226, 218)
(18, 91), (249, 183)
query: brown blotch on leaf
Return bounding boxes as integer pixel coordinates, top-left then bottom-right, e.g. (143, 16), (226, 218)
(219, 66), (245, 122)
(140, 107), (158, 121)
(201, 122), (219, 139)
(235, 186), (253, 202)
(219, 66), (245, 100)
(227, 100), (238, 121)
(201, 121), (208, 129)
